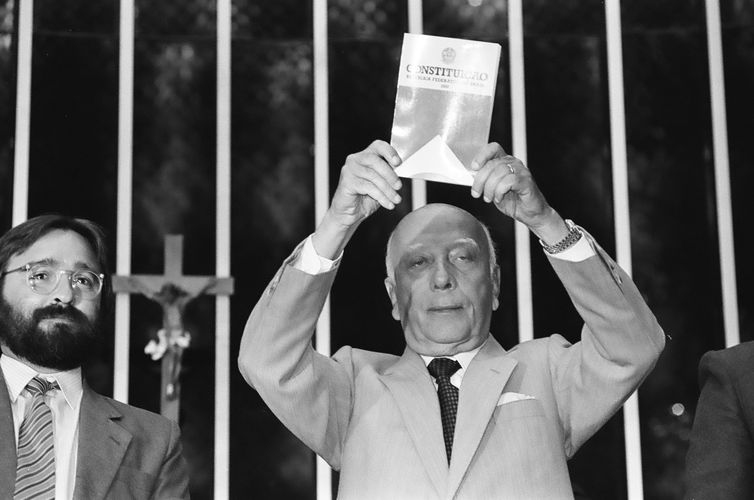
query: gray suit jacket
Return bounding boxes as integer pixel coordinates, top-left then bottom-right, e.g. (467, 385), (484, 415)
(0, 370), (189, 499)
(685, 341), (754, 499)
(239, 238), (664, 499)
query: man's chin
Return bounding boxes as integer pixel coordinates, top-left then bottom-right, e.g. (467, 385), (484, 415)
(26, 324), (98, 370)
(28, 337), (93, 370)
(422, 319), (474, 343)
(0, 300), (100, 370)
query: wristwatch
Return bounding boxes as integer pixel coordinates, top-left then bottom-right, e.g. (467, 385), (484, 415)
(539, 219), (582, 254)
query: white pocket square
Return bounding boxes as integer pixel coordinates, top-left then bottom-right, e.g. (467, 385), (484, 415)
(497, 392), (536, 406)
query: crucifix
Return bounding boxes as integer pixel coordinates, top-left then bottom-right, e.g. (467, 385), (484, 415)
(112, 235), (234, 423)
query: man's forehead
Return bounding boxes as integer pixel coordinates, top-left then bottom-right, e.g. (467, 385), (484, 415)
(404, 237), (479, 253)
(392, 204), (486, 252)
(10, 230), (97, 267)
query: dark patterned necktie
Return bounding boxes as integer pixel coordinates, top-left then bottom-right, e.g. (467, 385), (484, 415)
(428, 358), (461, 463)
(14, 376), (59, 500)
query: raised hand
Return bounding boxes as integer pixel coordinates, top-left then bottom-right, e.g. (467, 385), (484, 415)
(329, 140), (403, 228)
(313, 140), (403, 259)
(469, 143), (568, 244)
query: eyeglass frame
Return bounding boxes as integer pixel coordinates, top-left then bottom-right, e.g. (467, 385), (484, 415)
(0, 262), (106, 299)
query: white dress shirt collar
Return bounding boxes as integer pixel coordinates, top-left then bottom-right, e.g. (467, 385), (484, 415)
(0, 353), (84, 411)
(419, 337), (488, 390)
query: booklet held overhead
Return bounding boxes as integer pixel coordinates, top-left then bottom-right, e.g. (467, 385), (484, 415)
(390, 33), (501, 186)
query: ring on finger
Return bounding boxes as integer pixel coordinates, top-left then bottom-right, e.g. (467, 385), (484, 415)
(507, 163), (515, 175)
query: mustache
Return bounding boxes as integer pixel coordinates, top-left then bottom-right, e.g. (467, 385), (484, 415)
(32, 305), (90, 324)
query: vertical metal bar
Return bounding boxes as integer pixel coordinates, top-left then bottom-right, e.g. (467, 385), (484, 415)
(604, 1), (643, 497)
(407, 0), (425, 209)
(215, 0), (232, 497)
(313, 1), (332, 499)
(12, 0), (33, 225)
(407, 0), (423, 34)
(508, 0), (533, 343)
(705, 0), (739, 348)
(605, 3), (631, 272)
(114, 0), (135, 404)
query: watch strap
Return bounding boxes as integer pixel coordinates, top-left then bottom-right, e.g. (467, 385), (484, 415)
(539, 219), (583, 254)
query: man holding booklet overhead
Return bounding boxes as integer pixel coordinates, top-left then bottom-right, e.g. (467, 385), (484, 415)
(239, 137), (665, 498)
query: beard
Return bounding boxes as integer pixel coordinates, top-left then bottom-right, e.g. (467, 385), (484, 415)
(0, 298), (100, 371)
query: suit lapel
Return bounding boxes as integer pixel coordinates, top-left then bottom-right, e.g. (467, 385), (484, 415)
(73, 385), (132, 500)
(382, 347), (448, 497)
(0, 369), (17, 498)
(446, 337), (517, 499)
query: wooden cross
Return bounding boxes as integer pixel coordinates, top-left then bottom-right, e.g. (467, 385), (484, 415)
(112, 235), (234, 423)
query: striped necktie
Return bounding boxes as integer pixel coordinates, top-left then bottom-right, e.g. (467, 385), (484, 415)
(14, 376), (59, 500)
(428, 358), (461, 463)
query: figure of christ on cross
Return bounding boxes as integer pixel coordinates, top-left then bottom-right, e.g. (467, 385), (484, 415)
(113, 235), (233, 423)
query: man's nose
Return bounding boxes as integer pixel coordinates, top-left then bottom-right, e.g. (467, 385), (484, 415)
(431, 260), (455, 290)
(52, 274), (75, 304)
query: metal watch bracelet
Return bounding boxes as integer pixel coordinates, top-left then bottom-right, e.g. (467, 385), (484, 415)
(539, 219), (582, 254)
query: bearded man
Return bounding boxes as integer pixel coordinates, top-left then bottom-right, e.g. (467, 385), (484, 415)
(0, 215), (189, 499)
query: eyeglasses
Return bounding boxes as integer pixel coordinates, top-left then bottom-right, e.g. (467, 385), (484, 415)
(1, 263), (105, 300)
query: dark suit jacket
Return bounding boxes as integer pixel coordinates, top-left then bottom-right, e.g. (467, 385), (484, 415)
(239, 238), (665, 499)
(0, 370), (189, 499)
(686, 341), (754, 500)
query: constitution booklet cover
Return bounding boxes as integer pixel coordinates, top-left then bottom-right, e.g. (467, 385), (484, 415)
(390, 33), (501, 186)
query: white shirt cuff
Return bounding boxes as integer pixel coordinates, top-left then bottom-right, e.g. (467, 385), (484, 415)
(291, 234), (342, 275)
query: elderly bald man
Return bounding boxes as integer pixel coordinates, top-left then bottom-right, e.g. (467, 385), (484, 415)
(239, 140), (664, 499)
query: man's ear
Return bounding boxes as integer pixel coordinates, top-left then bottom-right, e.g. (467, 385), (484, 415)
(384, 277), (400, 321)
(491, 264), (501, 311)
